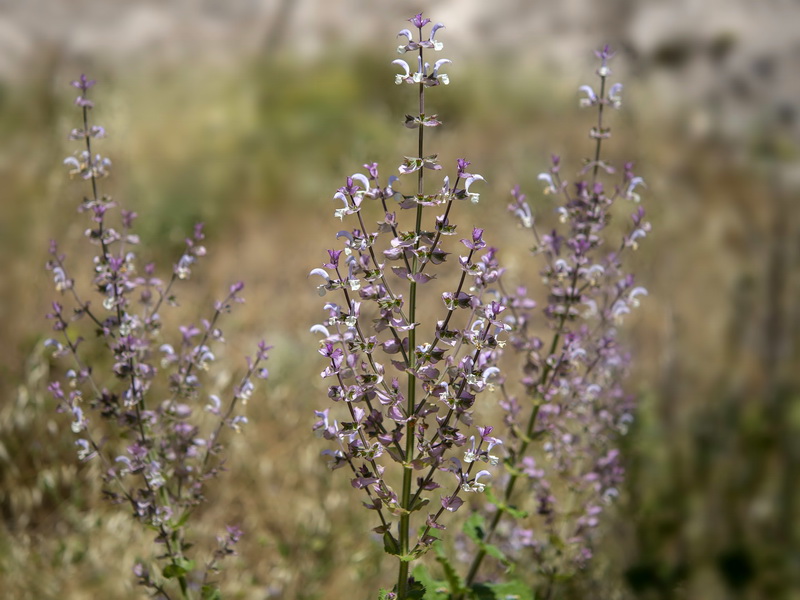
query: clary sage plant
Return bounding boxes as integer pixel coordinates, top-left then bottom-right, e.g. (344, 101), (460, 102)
(311, 13), (649, 600)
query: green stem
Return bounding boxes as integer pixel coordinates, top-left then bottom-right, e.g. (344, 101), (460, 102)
(461, 323), (566, 592)
(397, 33), (426, 600)
(591, 75), (607, 185)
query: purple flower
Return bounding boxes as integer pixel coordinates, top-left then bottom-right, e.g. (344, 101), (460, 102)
(409, 13), (431, 29)
(71, 74), (96, 92)
(579, 85), (598, 108)
(608, 83), (623, 108)
(594, 44), (615, 76)
(48, 73), (269, 595)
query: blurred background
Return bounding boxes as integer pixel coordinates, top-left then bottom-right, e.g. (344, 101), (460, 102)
(1, 0), (799, 598)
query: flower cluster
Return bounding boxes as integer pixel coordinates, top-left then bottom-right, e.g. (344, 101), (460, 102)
(46, 75), (269, 598)
(460, 45), (651, 588)
(311, 14), (508, 598)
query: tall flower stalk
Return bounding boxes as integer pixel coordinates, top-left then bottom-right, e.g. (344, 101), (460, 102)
(47, 75), (270, 599)
(311, 13), (506, 599)
(459, 46), (651, 594)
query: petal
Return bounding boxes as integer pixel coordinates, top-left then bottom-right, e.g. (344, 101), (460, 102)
(579, 85), (597, 100)
(482, 367), (500, 381)
(474, 469), (491, 483)
(309, 324), (331, 337)
(308, 268), (330, 281)
(432, 58), (452, 75)
(391, 59), (411, 78)
(464, 175), (485, 194)
(350, 173), (370, 192)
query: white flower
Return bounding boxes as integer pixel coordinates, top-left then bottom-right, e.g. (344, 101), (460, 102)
(146, 464), (165, 489)
(579, 85), (597, 107)
(392, 59), (411, 84)
(629, 286), (648, 308)
(52, 266), (72, 291)
(71, 405), (87, 433)
(625, 176), (645, 203)
(461, 470), (491, 493)
(333, 190), (350, 220)
(537, 172), (557, 195)
(464, 175), (484, 203)
(430, 23), (445, 51)
(626, 228), (648, 250)
(194, 345), (215, 370)
(396, 29), (413, 53)
(438, 381), (451, 404)
(464, 436), (478, 463)
(309, 268), (331, 296)
(75, 439), (93, 461)
(205, 394), (221, 415)
(512, 200), (533, 228)
(309, 324), (331, 337)
(237, 379), (254, 403)
(230, 415), (248, 433)
(176, 254), (194, 279)
(608, 83), (623, 108)
(350, 172), (371, 195)
(432, 59), (451, 85)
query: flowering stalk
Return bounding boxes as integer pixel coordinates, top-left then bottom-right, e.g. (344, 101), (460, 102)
(459, 46), (650, 593)
(47, 75), (270, 599)
(312, 13), (505, 599)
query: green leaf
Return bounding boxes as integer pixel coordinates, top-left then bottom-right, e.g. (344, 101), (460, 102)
(173, 510), (192, 530)
(484, 487), (527, 520)
(482, 541), (508, 564)
(162, 564), (186, 580)
(410, 496), (431, 513)
(434, 543), (467, 595)
(408, 578), (427, 600)
(162, 558), (195, 580)
(463, 513), (510, 569)
(403, 545), (432, 561)
(484, 486), (501, 506)
(485, 578), (534, 598)
(383, 531), (401, 556)
(201, 585), (223, 600)
(412, 565), (449, 600)
(463, 513), (487, 544)
(504, 505), (528, 520)
(378, 589), (394, 600)
(548, 533), (565, 551)
(469, 584), (497, 600)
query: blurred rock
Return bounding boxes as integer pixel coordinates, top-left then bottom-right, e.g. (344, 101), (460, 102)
(1, 0), (797, 147)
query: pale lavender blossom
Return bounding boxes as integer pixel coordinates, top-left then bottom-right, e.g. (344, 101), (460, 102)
(460, 45), (651, 592)
(311, 14), (507, 599)
(46, 75), (270, 599)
